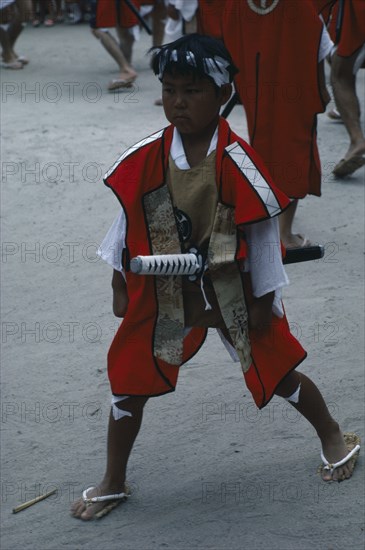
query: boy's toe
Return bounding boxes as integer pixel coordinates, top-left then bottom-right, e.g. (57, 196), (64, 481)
(80, 507), (95, 520)
(321, 470), (333, 482)
(70, 498), (87, 518)
(342, 462), (355, 479)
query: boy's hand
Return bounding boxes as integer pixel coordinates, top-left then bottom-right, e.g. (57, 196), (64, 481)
(112, 270), (128, 318)
(248, 294), (274, 332)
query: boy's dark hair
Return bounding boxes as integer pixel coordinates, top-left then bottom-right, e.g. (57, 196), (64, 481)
(149, 33), (238, 86)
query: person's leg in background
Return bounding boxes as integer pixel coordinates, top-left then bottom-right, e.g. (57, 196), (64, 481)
(331, 46), (365, 177)
(0, 0), (30, 68)
(92, 27), (137, 90)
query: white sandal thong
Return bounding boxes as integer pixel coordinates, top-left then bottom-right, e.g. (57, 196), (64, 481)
(320, 432), (361, 475)
(82, 486), (129, 504)
(82, 485), (130, 519)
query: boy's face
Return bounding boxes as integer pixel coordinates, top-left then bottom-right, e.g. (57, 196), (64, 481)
(162, 72), (231, 138)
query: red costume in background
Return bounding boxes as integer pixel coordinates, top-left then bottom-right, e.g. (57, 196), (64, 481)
(93, 0), (140, 28)
(198, 0), (330, 199)
(328, 0), (365, 56)
(104, 118), (306, 408)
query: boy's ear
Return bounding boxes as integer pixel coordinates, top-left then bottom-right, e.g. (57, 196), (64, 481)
(219, 83), (233, 105)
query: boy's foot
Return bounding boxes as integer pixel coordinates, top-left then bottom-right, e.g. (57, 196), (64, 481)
(1, 60), (23, 69)
(107, 71), (137, 92)
(282, 233), (311, 250)
(107, 78), (135, 91)
(333, 155), (365, 177)
(70, 482), (129, 520)
(320, 431), (360, 482)
(16, 55), (29, 65)
(327, 108), (342, 121)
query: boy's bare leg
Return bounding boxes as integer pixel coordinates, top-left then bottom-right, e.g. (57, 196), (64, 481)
(116, 26), (134, 64)
(0, 27), (20, 65)
(7, 21), (23, 51)
(92, 28), (137, 83)
(0, 3), (23, 66)
(331, 48), (365, 175)
(55, 0), (63, 20)
(279, 200), (310, 249)
(2, 0), (31, 63)
(275, 371), (357, 481)
(7, 16), (24, 61)
(71, 396), (148, 520)
(16, 0), (32, 24)
(152, 0), (167, 47)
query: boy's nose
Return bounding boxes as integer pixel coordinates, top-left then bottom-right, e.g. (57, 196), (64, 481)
(174, 94), (186, 108)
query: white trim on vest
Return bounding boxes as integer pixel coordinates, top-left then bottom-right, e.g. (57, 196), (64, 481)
(225, 142), (281, 217)
(105, 129), (165, 180)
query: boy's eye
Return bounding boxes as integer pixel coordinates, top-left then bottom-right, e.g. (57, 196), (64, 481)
(187, 88), (200, 94)
(163, 87), (173, 93)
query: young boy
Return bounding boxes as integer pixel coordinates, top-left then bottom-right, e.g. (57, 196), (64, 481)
(71, 34), (360, 521)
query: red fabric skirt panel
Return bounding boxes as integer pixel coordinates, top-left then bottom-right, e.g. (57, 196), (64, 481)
(244, 312), (307, 409)
(108, 323), (207, 396)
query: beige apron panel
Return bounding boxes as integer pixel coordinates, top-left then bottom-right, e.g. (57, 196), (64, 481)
(143, 186), (184, 365)
(208, 203), (252, 372)
(168, 152), (225, 327)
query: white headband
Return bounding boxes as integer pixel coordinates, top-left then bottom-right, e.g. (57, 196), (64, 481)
(158, 50), (231, 87)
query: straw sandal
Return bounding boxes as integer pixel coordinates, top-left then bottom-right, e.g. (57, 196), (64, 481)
(333, 155), (365, 177)
(17, 56), (29, 65)
(107, 78), (136, 91)
(319, 433), (361, 481)
(1, 60), (23, 69)
(82, 485), (130, 519)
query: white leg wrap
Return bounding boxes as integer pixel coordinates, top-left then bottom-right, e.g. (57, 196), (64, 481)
(111, 395), (132, 421)
(284, 383), (301, 404)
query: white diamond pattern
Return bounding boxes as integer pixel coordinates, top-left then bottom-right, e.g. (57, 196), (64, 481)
(225, 142), (281, 217)
(105, 129), (165, 180)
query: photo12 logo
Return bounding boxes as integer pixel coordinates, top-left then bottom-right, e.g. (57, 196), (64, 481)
(2, 81), (139, 104)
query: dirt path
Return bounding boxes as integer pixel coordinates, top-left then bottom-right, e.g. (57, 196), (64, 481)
(1, 23), (364, 550)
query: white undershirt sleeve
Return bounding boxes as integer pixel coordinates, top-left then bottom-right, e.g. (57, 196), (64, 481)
(243, 217), (289, 317)
(97, 208), (126, 277)
(318, 16), (334, 62)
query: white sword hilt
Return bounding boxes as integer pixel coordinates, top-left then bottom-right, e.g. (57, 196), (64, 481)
(130, 253), (202, 276)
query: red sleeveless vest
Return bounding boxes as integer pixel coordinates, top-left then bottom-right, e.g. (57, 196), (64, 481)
(104, 118), (306, 407)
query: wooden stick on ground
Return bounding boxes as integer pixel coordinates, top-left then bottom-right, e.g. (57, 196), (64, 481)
(12, 489), (57, 513)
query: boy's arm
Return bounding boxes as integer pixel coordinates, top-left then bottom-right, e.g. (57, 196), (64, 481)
(112, 270), (128, 317)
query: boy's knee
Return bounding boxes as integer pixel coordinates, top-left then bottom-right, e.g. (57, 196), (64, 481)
(112, 396), (148, 420)
(92, 28), (105, 40)
(113, 303), (128, 317)
(275, 371), (301, 399)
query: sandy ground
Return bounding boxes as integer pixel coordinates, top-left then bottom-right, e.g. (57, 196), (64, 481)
(1, 22), (364, 550)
